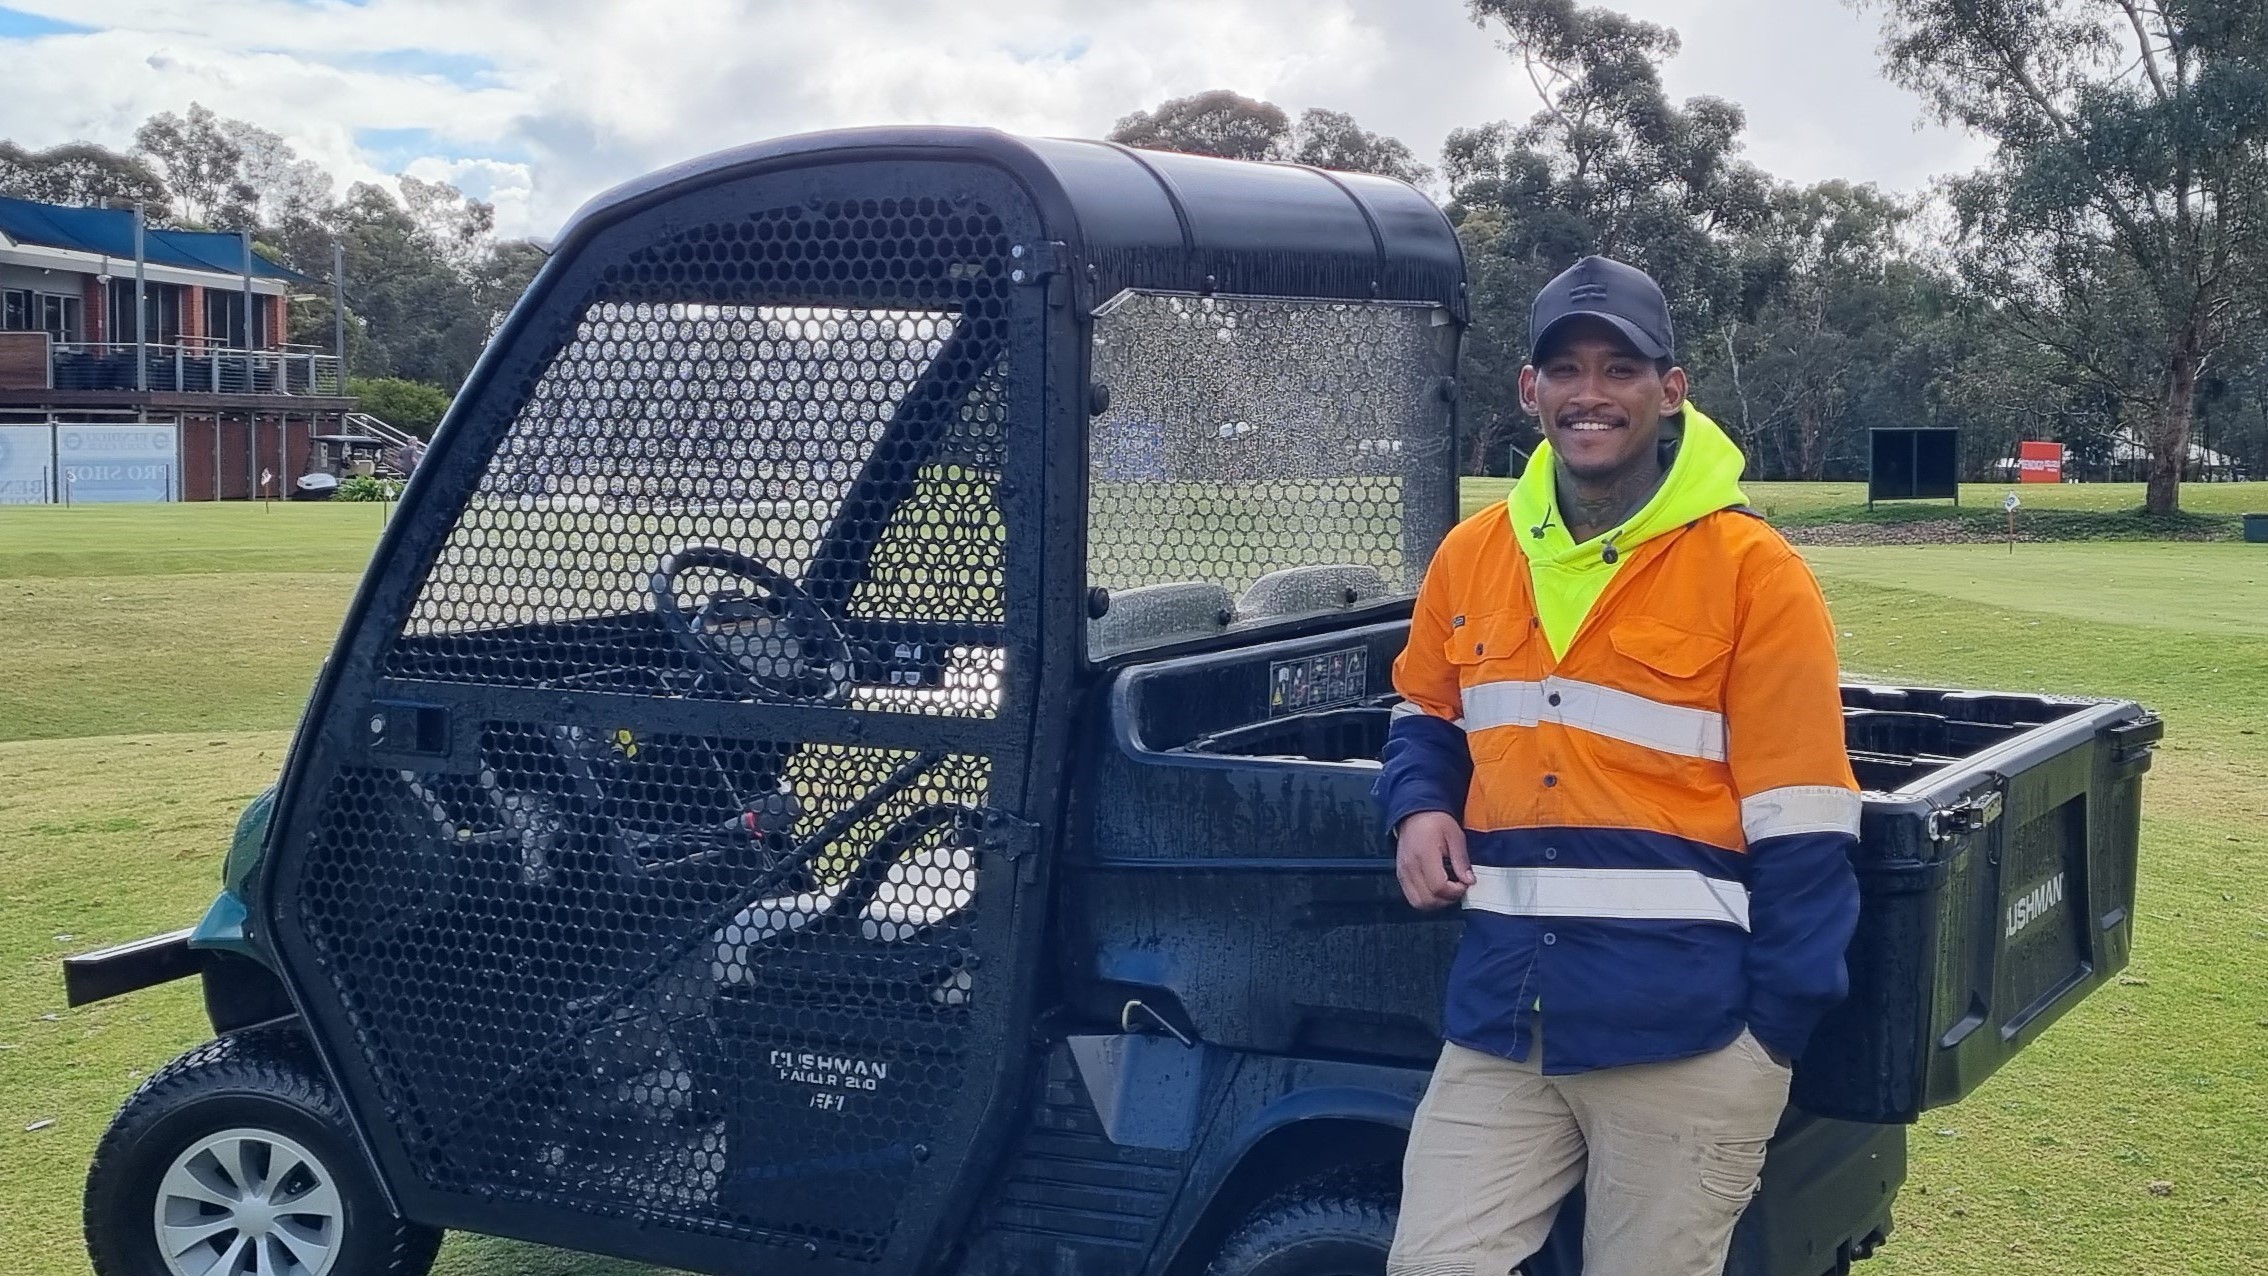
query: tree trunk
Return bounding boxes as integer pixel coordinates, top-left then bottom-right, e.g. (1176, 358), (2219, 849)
(1465, 416), (1510, 477)
(2147, 322), (2204, 516)
(1797, 394), (1828, 482)
(1721, 320), (1754, 442)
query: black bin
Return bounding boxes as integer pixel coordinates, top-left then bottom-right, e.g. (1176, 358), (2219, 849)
(1795, 690), (2161, 1122)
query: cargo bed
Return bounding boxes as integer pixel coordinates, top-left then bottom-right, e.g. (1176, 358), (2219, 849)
(1808, 684), (2160, 1120)
(1069, 623), (2161, 1123)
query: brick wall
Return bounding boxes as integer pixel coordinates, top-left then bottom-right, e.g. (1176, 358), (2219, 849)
(174, 414), (338, 500)
(181, 285), (204, 345)
(182, 416), (216, 501)
(81, 275), (106, 343)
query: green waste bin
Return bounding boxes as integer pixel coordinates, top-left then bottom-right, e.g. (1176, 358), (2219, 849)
(2246, 513), (2268, 544)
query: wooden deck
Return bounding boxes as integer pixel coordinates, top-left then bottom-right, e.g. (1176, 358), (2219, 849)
(0, 389), (357, 415)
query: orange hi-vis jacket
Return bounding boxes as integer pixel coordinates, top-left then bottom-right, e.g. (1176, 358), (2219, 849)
(1374, 407), (1862, 1073)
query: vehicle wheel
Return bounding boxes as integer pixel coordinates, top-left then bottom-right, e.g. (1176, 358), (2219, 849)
(84, 1025), (442, 1276)
(1206, 1172), (1398, 1276)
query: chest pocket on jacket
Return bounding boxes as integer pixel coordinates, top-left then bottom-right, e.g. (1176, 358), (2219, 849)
(1597, 616), (1732, 776)
(1444, 612), (1534, 763)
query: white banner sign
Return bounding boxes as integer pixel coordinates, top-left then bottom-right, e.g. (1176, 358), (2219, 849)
(56, 423), (180, 503)
(0, 428), (56, 509)
(0, 425), (51, 505)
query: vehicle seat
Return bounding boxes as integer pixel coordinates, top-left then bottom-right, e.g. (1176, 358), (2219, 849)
(714, 840), (976, 955)
(1235, 564), (1391, 621)
(1088, 581), (1236, 658)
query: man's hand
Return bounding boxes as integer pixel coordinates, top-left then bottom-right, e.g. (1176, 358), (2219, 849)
(1396, 810), (1474, 910)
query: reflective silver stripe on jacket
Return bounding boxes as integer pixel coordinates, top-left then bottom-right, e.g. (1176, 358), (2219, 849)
(1459, 677), (1728, 762)
(1464, 864), (1752, 930)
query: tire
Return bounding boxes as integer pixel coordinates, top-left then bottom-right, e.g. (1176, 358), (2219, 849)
(84, 1025), (442, 1276)
(1206, 1173), (1399, 1276)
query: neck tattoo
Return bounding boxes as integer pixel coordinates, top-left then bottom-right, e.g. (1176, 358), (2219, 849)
(1557, 460), (1666, 546)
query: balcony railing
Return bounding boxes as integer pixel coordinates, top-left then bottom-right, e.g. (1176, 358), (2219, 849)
(47, 341), (346, 397)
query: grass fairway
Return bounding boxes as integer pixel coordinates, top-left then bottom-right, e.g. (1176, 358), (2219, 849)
(0, 504), (656, 1276)
(1460, 478), (2268, 525)
(0, 573), (360, 741)
(1803, 543), (2268, 639)
(1745, 479), (2268, 519)
(0, 501), (388, 577)
(4, 499), (2264, 1275)
(1804, 543), (2268, 1276)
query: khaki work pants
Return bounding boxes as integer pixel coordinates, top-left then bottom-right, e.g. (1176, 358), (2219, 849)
(1388, 1031), (1791, 1276)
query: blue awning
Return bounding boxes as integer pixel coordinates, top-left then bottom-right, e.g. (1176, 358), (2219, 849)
(0, 195), (319, 285)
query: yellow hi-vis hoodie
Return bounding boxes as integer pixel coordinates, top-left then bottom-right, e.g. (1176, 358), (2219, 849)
(1508, 403), (1750, 658)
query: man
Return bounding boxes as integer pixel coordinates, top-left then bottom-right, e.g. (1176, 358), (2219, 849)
(1375, 256), (1862, 1276)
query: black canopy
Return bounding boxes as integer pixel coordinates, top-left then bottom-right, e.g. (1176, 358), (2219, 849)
(555, 126), (1465, 319)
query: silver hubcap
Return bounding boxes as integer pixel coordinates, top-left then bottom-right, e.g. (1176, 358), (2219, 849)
(153, 1127), (343, 1276)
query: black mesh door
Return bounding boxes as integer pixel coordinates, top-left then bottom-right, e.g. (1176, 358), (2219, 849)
(265, 161), (1050, 1276)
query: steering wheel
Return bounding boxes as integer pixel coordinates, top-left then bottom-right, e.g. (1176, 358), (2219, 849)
(650, 545), (855, 704)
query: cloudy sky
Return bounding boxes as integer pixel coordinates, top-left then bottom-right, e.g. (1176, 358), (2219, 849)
(0, 0), (1993, 242)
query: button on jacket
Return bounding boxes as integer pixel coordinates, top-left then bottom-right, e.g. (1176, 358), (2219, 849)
(1375, 405), (1863, 1073)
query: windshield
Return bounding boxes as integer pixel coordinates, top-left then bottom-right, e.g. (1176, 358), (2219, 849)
(1085, 291), (1455, 658)
(386, 299), (1013, 718)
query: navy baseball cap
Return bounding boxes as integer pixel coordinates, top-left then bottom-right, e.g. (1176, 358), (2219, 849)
(1528, 255), (1674, 361)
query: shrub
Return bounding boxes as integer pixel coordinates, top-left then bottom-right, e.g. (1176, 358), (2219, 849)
(335, 475), (406, 502)
(346, 377), (452, 436)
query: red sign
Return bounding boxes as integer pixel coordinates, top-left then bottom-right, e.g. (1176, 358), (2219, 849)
(2018, 440), (2064, 484)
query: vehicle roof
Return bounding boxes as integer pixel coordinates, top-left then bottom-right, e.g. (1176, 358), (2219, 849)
(554, 126), (1465, 317)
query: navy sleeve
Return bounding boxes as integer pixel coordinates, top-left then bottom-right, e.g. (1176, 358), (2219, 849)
(1373, 710), (1471, 836)
(1742, 829), (1861, 1060)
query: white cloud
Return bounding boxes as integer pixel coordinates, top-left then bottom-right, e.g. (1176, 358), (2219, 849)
(0, 0), (1988, 241)
(401, 154), (537, 231)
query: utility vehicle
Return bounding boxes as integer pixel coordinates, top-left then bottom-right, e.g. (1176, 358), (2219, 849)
(65, 128), (2159, 1276)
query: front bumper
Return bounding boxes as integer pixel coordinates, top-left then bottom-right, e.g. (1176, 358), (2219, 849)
(63, 928), (203, 1007)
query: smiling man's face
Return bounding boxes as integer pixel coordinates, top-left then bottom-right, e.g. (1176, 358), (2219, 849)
(1518, 318), (1689, 485)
